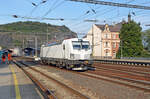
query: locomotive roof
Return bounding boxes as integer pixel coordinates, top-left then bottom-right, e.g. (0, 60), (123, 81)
(63, 38), (89, 41)
(45, 42), (62, 46)
(44, 38), (89, 47)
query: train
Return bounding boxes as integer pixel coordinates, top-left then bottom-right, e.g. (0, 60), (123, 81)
(9, 48), (22, 57)
(40, 38), (95, 71)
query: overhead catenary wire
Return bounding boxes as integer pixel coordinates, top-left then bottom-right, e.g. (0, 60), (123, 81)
(11, 15), (64, 21)
(63, 5), (102, 26)
(68, 6), (114, 29)
(29, 0), (49, 17)
(66, 0), (150, 31)
(91, 1), (150, 24)
(85, 0), (137, 21)
(51, 0), (102, 27)
(24, 0), (37, 6)
(67, 7), (100, 27)
(68, 0), (150, 10)
(67, 0), (135, 30)
(2, 0), (150, 34)
(42, 0), (60, 17)
(42, 0), (66, 17)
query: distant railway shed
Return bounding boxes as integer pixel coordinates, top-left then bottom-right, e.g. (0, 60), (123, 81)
(23, 47), (40, 57)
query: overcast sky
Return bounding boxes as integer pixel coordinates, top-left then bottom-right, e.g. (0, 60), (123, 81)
(0, 0), (150, 37)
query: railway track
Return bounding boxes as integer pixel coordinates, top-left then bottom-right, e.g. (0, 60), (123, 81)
(94, 63), (150, 76)
(14, 57), (150, 93)
(92, 67), (150, 81)
(95, 59), (150, 66)
(94, 62), (150, 73)
(93, 63), (150, 82)
(13, 59), (90, 99)
(44, 65), (150, 92)
(25, 61), (150, 92)
(13, 60), (57, 99)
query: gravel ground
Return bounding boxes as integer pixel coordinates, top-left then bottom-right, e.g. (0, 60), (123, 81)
(23, 66), (86, 99)
(22, 60), (150, 99)
(34, 65), (150, 99)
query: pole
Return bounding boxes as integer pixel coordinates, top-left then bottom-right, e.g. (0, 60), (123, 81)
(92, 24), (94, 56)
(35, 34), (38, 57)
(47, 24), (48, 42)
(23, 39), (24, 49)
(101, 41), (102, 59)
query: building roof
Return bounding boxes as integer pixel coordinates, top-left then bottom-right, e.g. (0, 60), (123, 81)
(95, 22), (122, 32)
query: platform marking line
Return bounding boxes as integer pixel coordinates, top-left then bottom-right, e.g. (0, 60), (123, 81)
(10, 65), (21, 99)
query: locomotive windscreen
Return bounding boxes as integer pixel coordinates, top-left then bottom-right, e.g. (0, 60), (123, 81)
(72, 41), (90, 50)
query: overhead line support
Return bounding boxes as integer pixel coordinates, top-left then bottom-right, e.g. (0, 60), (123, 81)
(68, 0), (150, 10)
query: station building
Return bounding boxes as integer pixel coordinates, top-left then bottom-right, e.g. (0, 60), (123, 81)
(85, 23), (122, 59)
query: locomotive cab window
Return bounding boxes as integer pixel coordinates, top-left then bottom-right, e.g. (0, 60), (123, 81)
(72, 41), (90, 50)
(82, 41), (90, 49)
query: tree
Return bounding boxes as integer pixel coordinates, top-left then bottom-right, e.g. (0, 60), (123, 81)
(116, 21), (144, 58)
(142, 29), (150, 52)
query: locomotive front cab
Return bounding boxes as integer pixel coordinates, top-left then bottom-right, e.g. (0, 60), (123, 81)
(70, 39), (92, 60)
(69, 39), (94, 70)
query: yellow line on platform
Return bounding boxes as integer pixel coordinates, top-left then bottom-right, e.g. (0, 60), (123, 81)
(10, 65), (21, 99)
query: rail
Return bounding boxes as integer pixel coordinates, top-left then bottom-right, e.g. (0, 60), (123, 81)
(13, 60), (57, 99)
(94, 59), (150, 66)
(14, 59), (90, 99)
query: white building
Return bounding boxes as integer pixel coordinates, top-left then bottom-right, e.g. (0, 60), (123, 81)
(85, 23), (122, 59)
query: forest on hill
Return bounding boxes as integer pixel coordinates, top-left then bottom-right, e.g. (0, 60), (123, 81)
(0, 21), (77, 48)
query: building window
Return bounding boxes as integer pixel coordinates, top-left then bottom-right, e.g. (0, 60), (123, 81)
(116, 34), (118, 39)
(104, 34), (109, 39)
(113, 34), (116, 39)
(105, 49), (109, 57)
(112, 42), (116, 48)
(105, 42), (108, 47)
(113, 52), (116, 56)
(105, 34), (108, 39)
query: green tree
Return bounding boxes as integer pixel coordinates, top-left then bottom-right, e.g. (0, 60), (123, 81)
(142, 29), (150, 52)
(116, 21), (144, 58)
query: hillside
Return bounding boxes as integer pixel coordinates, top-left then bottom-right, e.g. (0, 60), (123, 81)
(0, 21), (77, 48)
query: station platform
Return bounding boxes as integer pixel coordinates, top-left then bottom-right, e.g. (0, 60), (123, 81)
(0, 62), (42, 99)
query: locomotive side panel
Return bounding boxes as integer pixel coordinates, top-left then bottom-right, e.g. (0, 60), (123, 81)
(41, 44), (64, 59)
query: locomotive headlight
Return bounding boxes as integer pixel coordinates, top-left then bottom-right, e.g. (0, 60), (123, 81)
(70, 53), (75, 59)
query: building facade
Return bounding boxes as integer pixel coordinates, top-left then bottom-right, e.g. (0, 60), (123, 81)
(85, 23), (121, 59)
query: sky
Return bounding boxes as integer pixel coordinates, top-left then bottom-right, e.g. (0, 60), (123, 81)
(0, 0), (150, 37)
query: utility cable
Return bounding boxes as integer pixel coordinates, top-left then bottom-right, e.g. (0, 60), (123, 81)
(29, 0), (49, 17)
(42, 0), (65, 17)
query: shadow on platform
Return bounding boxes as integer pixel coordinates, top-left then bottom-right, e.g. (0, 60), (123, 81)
(0, 84), (41, 99)
(0, 72), (12, 76)
(0, 63), (9, 68)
